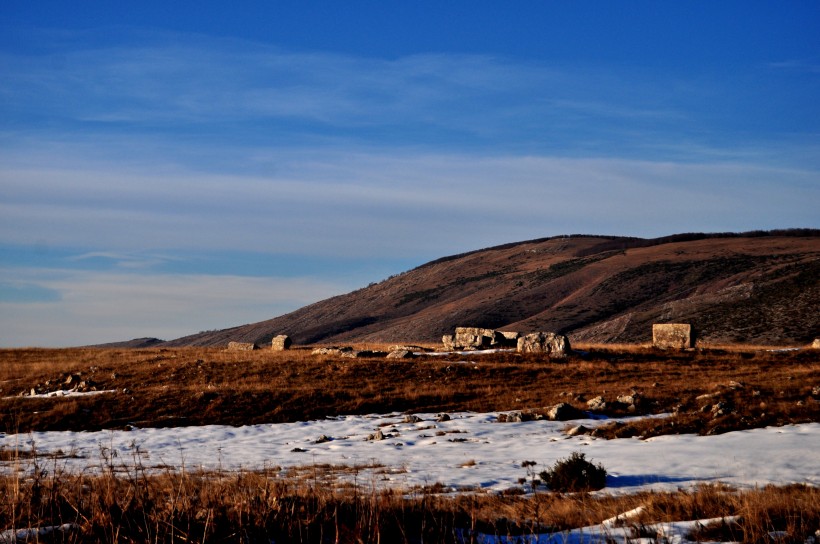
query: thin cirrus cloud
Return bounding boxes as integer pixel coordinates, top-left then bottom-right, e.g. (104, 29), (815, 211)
(2, 149), (817, 258)
(1, 31), (707, 153)
(0, 268), (346, 347)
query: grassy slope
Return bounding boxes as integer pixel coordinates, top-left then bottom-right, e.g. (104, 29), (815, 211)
(156, 232), (820, 348)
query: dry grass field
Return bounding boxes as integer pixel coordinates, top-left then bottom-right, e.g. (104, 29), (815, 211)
(1, 459), (818, 543)
(1, 344), (817, 435)
(1, 344), (818, 542)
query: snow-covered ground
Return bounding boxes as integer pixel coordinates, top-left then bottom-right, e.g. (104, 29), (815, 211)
(2, 411), (817, 495)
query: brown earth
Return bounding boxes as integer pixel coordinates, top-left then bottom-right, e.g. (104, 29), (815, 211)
(154, 230), (820, 348)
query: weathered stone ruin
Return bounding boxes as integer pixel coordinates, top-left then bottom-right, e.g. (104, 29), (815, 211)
(227, 341), (257, 351)
(652, 323), (693, 349)
(442, 327), (519, 350)
(271, 335), (292, 351)
(516, 332), (571, 358)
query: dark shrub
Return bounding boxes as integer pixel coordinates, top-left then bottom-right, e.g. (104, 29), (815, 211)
(540, 452), (607, 492)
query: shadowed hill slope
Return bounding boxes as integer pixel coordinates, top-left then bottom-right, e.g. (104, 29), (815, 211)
(160, 230), (820, 347)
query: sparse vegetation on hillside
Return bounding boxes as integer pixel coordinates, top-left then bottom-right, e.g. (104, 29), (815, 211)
(154, 232), (820, 347)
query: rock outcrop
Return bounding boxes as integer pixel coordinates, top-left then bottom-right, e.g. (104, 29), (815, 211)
(516, 332), (571, 358)
(442, 327), (520, 350)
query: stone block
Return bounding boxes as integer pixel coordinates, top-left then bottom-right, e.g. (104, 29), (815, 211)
(652, 323), (693, 349)
(271, 335), (292, 351)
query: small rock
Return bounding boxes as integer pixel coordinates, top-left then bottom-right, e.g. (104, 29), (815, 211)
(389, 345), (427, 353)
(711, 401), (732, 417)
(386, 350), (415, 359)
(368, 430), (386, 441)
(586, 396), (607, 411)
(436, 413), (451, 422)
(314, 435), (332, 444)
(402, 414), (422, 423)
(226, 341), (257, 351)
(311, 346), (354, 356)
(566, 425), (590, 436)
(505, 412), (523, 423)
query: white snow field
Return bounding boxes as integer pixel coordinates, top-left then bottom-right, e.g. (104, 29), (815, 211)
(3, 412), (818, 543)
(2, 412), (817, 495)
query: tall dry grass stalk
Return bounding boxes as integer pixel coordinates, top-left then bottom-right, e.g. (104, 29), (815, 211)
(1, 445), (818, 544)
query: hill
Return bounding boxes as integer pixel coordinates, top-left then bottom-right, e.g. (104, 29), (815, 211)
(160, 230), (820, 347)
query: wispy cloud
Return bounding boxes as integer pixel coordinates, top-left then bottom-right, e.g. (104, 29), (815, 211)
(2, 147), (817, 259)
(0, 268), (347, 347)
(767, 59), (820, 74)
(0, 30), (706, 154)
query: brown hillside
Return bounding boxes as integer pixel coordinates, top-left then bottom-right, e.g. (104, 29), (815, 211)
(160, 231), (820, 347)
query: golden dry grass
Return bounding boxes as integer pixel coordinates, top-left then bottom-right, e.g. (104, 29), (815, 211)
(1, 345), (818, 435)
(1, 345), (818, 541)
(1, 451), (817, 543)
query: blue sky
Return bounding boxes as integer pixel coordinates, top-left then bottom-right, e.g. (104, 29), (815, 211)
(1, 1), (819, 346)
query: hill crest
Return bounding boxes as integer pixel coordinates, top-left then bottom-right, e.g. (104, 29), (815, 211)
(155, 230), (820, 347)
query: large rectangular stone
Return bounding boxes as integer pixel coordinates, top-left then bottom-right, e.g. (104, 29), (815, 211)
(652, 324), (693, 349)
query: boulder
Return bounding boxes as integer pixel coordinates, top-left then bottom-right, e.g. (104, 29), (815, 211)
(340, 350), (383, 359)
(652, 323), (693, 349)
(499, 331), (520, 347)
(546, 402), (585, 421)
(453, 327), (503, 349)
(616, 394), (640, 406)
(566, 425), (591, 436)
(227, 341), (257, 351)
(311, 346), (354, 356)
(386, 349), (416, 359)
(516, 332), (571, 358)
(586, 396), (608, 411)
(271, 335), (292, 351)
(812, 338), (820, 349)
